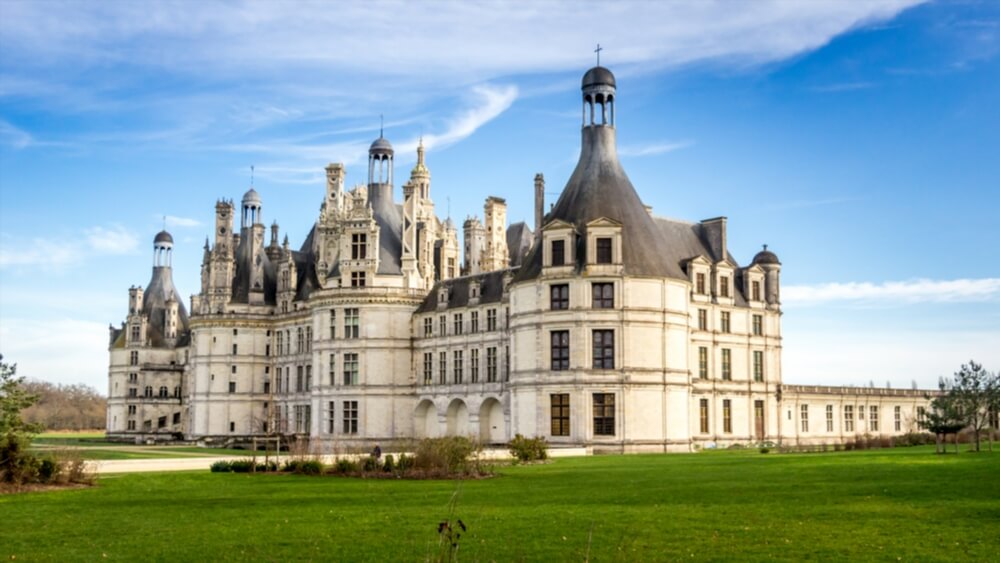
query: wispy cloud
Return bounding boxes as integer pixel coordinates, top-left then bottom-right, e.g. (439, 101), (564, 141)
(0, 225), (140, 270)
(412, 84), (518, 152)
(619, 141), (693, 157)
(161, 215), (201, 228)
(810, 81), (876, 93)
(784, 278), (1000, 306)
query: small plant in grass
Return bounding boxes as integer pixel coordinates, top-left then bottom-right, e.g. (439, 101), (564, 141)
(759, 447), (770, 454)
(508, 434), (548, 463)
(383, 454), (395, 473)
(334, 458), (359, 474)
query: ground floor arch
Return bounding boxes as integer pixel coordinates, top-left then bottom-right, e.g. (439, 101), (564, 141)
(446, 398), (469, 436)
(479, 397), (505, 444)
(414, 399), (437, 438)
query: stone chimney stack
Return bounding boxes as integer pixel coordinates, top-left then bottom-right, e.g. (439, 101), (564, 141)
(534, 173), (545, 239)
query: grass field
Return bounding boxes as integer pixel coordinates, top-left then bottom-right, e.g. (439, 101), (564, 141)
(2, 447), (998, 561)
(30, 432), (269, 460)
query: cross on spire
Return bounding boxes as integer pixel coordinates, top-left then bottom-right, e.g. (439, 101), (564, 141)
(250, 165), (255, 187)
(595, 43), (603, 66)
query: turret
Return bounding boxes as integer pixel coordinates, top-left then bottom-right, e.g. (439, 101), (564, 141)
(214, 199), (234, 250)
(753, 245), (782, 307)
(463, 217), (485, 275)
(153, 230), (173, 267)
(482, 196), (509, 272)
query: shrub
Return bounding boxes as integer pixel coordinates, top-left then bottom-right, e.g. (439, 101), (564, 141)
(334, 458), (359, 474)
(508, 434), (548, 463)
(228, 459), (258, 473)
(759, 447), (770, 454)
(397, 453), (412, 472)
(210, 460), (234, 473)
(283, 459), (324, 475)
(414, 436), (476, 474)
(38, 457), (59, 483)
(382, 454), (395, 473)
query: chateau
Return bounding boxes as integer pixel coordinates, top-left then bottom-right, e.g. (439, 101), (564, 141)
(106, 65), (933, 452)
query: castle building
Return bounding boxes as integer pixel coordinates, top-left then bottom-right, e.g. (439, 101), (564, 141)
(107, 65), (934, 451)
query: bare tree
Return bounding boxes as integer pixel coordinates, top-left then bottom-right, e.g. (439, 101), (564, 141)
(951, 360), (995, 452)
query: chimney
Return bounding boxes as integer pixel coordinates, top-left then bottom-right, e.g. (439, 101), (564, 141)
(534, 173), (545, 239)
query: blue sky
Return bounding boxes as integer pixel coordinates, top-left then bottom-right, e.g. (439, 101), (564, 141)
(1, 0), (997, 392)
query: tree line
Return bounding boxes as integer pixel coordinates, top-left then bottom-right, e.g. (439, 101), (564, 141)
(21, 380), (106, 431)
(923, 360), (1000, 453)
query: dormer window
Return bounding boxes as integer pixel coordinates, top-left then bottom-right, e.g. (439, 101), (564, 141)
(551, 240), (565, 266)
(719, 275), (730, 298)
(752, 280), (761, 301)
(351, 272), (366, 287)
(596, 238), (612, 264)
(351, 233), (367, 260)
(696, 273), (706, 294)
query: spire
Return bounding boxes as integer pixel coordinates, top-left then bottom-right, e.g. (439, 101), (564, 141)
(412, 137), (429, 177)
(594, 43), (603, 66)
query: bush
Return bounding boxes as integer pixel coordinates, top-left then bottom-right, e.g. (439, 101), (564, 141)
(334, 458), (359, 474)
(759, 447), (770, 454)
(508, 434), (548, 463)
(414, 436), (477, 474)
(397, 453), (412, 472)
(282, 459), (324, 475)
(382, 454), (395, 473)
(38, 457), (59, 483)
(362, 456), (379, 472)
(211, 460), (234, 473)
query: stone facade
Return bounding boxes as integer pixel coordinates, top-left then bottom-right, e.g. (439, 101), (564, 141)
(107, 65), (934, 450)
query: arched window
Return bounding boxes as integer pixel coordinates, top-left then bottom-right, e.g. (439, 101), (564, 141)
(144, 386), (153, 398)
(159, 386), (168, 398)
(173, 386), (181, 398)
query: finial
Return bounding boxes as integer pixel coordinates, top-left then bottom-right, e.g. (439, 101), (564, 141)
(162, 215), (166, 230)
(447, 196), (451, 220)
(380, 114), (384, 138)
(595, 43), (603, 66)
(251, 165), (255, 187)
(763, 244), (768, 251)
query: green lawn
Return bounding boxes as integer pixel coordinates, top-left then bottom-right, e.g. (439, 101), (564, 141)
(2, 447), (998, 561)
(30, 433), (274, 460)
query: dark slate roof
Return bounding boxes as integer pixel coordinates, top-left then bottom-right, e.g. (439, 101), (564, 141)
(582, 66), (616, 89)
(369, 183), (404, 275)
(154, 230), (173, 244)
(653, 217), (749, 307)
(753, 246), (780, 265)
(514, 126), (684, 282)
(143, 266), (191, 348)
(506, 221), (533, 267)
(231, 228), (277, 304)
(370, 136), (394, 154)
(416, 269), (513, 313)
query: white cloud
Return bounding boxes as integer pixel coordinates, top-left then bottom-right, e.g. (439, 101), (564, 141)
(0, 318), (109, 390)
(162, 215), (201, 228)
(619, 141), (693, 157)
(0, 225), (140, 270)
(0, 119), (33, 148)
(85, 225), (139, 254)
(419, 85), (519, 151)
(783, 278), (1000, 305)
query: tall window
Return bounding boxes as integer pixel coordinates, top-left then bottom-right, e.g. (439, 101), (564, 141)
(696, 273), (706, 295)
(328, 401), (335, 434)
(593, 393), (615, 435)
(343, 353), (358, 386)
(917, 406), (926, 426)
(551, 284), (569, 310)
(296, 366), (303, 392)
(423, 317), (432, 337)
(719, 276), (730, 298)
(826, 405), (834, 432)
(330, 310), (336, 339)
(342, 401), (358, 434)
(894, 406), (901, 432)
(752, 280), (761, 301)
(453, 350), (464, 384)
(551, 394), (570, 436)
(351, 233), (367, 259)
(470, 349), (480, 383)
(128, 387), (137, 398)
(305, 327), (312, 352)
(551, 331), (570, 371)
(487, 309), (497, 331)
(723, 399), (732, 433)
(453, 313), (463, 335)
(131, 325), (140, 342)
(439, 351), (447, 384)
(753, 351), (764, 382)
(439, 315), (447, 336)
(329, 353), (336, 385)
(159, 386), (169, 398)
(698, 346), (708, 379)
(505, 346), (510, 381)
(699, 399), (709, 433)
(297, 327), (304, 353)
(344, 308), (359, 339)
(144, 386), (152, 398)
(592, 283), (614, 308)
(800, 404), (809, 432)
(698, 309), (707, 331)
(305, 365), (312, 391)
(423, 353), (433, 385)
(277, 332), (283, 355)
(551, 239), (565, 266)
(592, 330), (614, 369)
(752, 314), (763, 336)
(486, 347), (497, 382)
(870, 406), (879, 432)
(351, 272), (366, 287)
(720, 311), (731, 334)
(130, 351), (139, 366)
(595, 238), (612, 264)
(233, 343), (239, 355)
(721, 349), (732, 381)
(844, 405), (854, 432)
(470, 311), (479, 333)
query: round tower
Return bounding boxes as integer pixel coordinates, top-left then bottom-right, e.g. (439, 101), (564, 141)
(753, 245), (782, 306)
(241, 188), (262, 228)
(153, 230), (173, 267)
(368, 134), (394, 187)
(582, 65), (616, 127)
